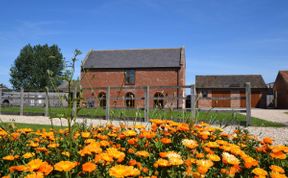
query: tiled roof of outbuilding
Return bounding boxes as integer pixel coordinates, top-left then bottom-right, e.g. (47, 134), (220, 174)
(196, 75), (267, 89)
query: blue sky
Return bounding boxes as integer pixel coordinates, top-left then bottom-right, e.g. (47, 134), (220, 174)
(0, 0), (288, 88)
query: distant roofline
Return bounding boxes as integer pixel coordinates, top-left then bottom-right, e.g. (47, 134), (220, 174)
(89, 47), (183, 52)
(196, 74), (262, 77)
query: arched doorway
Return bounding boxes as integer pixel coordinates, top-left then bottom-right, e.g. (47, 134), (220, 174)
(98, 92), (106, 108)
(154, 92), (164, 108)
(125, 92), (135, 108)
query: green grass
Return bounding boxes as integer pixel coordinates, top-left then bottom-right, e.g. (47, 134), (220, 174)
(0, 106), (285, 127)
(0, 122), (65, 131)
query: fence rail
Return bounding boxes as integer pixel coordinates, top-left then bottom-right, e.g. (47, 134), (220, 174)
(0, 83), (252, 125)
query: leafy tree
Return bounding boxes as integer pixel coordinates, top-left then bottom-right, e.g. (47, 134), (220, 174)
(10, 44), (64, 90)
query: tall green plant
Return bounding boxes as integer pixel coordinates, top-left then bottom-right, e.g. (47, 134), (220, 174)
(48, 49), (82, 134)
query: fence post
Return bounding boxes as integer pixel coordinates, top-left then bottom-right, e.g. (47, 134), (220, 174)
(144, 86), (150, 122)
(45, 87), (49, 117)
(72, 85), (78, 119)
(190, 85), (196, 119)
(106, 86), (110, 120)
(0, 88), (2, 115)
(20, 87), (24, 116)
(245, 82), (251, 126)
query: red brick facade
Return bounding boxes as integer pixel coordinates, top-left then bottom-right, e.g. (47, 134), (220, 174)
(80, 48), (186, 109)
(197, 89), (267, 108)
(273, 71), (288, 109)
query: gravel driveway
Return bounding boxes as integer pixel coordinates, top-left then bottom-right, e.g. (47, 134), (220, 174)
(0, 114), (287, 145)
(249, 108), (288, 125)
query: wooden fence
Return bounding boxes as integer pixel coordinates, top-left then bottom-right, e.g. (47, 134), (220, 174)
(0, 83), (252, 126)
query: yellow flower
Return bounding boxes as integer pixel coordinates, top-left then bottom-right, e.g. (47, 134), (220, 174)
(154, 159), (170, 168)
(47, 143), (59, 148)
(22, 152), (35, 159)
(24, 172), (44, 178)
(222, 152), (240, 165)
(81, 132), (91, 138)
(205, 142), (219, 148)
(122, 130), (137, 137)
(252, 168), (268, 177)
(182, 139), (198, 149)
(207, 154), (220, 162)
(109, 165), (140, 178)
(61, 151), (70, 157)
(54, 161), (78, 172)
(135, 151), (150, 158)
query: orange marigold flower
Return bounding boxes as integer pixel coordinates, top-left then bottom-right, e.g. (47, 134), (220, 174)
(270, 151), (286, 159)
(27, 159), (43, 171)
(22, 152), (35, 159)
(196, 153), (205, 159)
(243, 156), (258, 168)
(222, 152), (240, 165)
(128, 159), (137, 166)
(160, 138), (171, 144)
(81, 132), (91, 138)
(47, 143), (59, 148)
(9, 165), (28, 172)
(205, 142), (219, 148)
(82, 162), (97, 173)
(109, 165), (140, 178)
(270, 165), (285, 173)
(122, 130), (137, 137)
(3, 155), (16, 161)
(262, 137), (273, 144)
(207, 154), (220, 162)
(197, 166), (209, 175)
(127, 138), (138, 145)
(154, 159), (170, 168)
(54, 161), (78, 172)
(196, 159), (214, 168)
(38, 162), (53, 176)
(135, 151), (150, 158)
(24, 172), (44, 178)
(252, 168), (268, 177)
(182, 139), (198, 149)
(270, 171), (287, 178)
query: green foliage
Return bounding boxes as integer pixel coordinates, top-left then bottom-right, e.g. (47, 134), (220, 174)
(10, 44), (64, 90)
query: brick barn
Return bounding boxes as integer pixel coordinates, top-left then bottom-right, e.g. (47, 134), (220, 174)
(196, 75), (267, 108)
(273, 71), (288, 109)
(80, 48), (186, 109)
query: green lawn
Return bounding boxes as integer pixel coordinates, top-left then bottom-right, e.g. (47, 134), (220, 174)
(0, 122), (64, 131)
(0, 106), (285, 127)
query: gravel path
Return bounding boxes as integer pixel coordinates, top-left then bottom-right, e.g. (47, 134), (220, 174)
(0, 115), (287, 145)
(247, 108), (288, 125)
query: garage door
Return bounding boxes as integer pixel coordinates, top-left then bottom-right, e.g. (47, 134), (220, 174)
(212, 91), (231, 108)
(240, 91), (261, 108)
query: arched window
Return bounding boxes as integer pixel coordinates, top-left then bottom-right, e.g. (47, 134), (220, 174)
(154, 92), (164, 108)
(98, 92), (106, 108)
(125, 92), (135, 108)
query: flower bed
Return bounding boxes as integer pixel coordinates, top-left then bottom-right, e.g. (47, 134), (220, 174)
(0, 120), (287, 178)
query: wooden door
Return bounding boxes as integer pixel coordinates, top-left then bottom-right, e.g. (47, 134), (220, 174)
(241, 91), (261, 108)
(212, 91), (231, 108)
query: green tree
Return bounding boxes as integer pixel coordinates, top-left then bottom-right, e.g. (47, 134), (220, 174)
(10, 44), (64, 90)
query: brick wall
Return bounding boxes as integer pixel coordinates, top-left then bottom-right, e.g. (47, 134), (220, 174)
(274, 74), (288, 109)
(81, 67), (185, 108)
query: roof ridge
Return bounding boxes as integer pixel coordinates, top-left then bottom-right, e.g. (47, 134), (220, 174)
(91, 47), (182, 52)
(196, 74), (262, 77)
